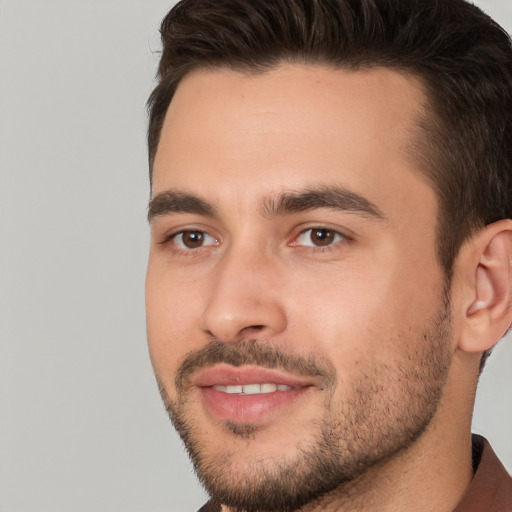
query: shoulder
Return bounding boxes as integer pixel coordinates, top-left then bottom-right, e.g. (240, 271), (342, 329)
(453, 435), (512, 511)
(197, 500), (222, 512)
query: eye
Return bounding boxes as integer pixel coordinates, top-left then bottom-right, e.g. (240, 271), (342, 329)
(171, 230), (218, 250)
(295, 228), (345, 247)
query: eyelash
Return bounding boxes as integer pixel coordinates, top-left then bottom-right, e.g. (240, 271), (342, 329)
(159, 226), (349, 254)
(291, 227), (347, 251)
(159, 230), (219, 254)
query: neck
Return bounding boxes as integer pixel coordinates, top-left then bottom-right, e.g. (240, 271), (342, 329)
(303, 422), (472, 512)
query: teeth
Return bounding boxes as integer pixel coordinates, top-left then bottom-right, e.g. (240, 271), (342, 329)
(260, 383), (278, 393)
(242, 384), (262, 395)
(212, 383), (293, 395)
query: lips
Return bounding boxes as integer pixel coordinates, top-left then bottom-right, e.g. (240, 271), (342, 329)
(193, 364), (314, 424)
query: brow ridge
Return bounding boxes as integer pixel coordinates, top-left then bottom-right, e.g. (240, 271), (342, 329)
(261, 186), (385, 219)
(147, 190), (216, 223)
(148, 186), (385, 224)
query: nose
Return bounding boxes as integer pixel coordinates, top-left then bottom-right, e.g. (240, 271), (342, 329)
(199, 246), (287, 342)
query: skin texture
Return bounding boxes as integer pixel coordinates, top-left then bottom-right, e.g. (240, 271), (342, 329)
(146, 65), (512, 511)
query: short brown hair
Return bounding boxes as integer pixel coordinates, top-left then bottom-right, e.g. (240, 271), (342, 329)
(148, 0), (512, 280)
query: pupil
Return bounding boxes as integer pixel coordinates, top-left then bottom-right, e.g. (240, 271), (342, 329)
(311, 229), (334, 246)
(184, 231), (204, 248)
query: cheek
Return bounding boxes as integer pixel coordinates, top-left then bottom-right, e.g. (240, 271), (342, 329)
(284, 250), (443, 371)
(145, 262), (206, 375)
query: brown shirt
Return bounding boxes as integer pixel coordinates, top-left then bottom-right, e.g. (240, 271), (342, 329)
(453, 435), (512, 511)
(198, 435), (512, 512)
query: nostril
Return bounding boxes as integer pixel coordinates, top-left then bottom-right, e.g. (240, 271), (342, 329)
(242, 325), (266, 335)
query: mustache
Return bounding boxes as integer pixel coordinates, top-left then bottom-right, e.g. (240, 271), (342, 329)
(175, 339), (336, 394)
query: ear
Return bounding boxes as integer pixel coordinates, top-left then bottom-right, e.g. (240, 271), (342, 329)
(457, 219), (512, 353)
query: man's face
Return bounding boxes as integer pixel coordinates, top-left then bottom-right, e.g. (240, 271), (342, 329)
(146, 65), (453, 510)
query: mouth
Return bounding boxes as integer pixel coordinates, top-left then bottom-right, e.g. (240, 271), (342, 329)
(212, 383), (298, 394)
(193, 364), (315, 425)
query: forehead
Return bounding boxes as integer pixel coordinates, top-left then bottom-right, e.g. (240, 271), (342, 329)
(152, 64), (433, 219)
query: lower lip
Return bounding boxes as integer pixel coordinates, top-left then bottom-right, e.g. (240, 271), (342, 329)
(199, 386), (311, 424)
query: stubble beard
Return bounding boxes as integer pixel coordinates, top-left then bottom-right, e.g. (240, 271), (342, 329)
(157, 296), (453, 512)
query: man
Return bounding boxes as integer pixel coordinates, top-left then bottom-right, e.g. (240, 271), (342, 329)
(144, 0), (512, 510)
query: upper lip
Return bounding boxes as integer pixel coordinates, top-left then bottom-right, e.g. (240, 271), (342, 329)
(192, 364), (316, 388)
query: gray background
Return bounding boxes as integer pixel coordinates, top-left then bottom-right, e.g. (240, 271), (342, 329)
(0, 1), (510, 511)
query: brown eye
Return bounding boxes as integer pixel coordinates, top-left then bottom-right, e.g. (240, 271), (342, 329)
(182, 231), (204, 248)
(295, 228), (344, 247)
(310, 229), (336, 246)
(172, 230), (217, 250)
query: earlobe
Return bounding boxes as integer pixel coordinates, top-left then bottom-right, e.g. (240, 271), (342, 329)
(458, 220), (512, 353)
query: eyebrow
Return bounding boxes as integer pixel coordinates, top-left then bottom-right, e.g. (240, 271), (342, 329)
(148, 190), (217, 223)
(147, 186), (385, 223)
(261, 186), (385, 220)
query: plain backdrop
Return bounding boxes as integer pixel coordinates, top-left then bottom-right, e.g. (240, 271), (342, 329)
(0, 1), (510, 511)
